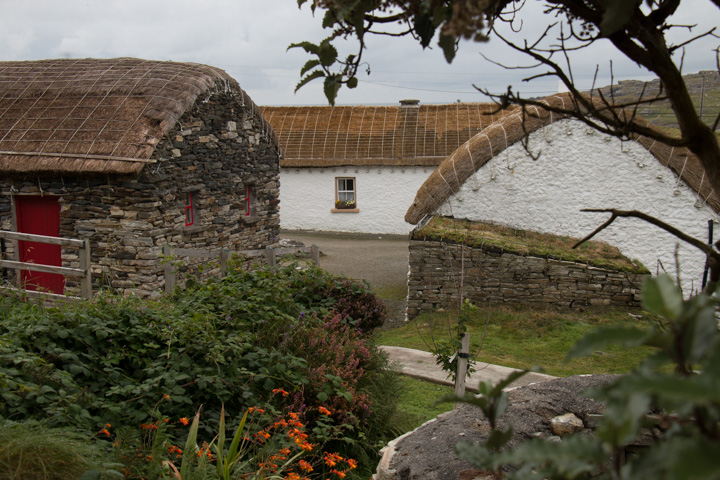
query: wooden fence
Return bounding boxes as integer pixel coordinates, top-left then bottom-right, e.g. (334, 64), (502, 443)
(0, 231), (92, 300)
(163, 244), (320, 292)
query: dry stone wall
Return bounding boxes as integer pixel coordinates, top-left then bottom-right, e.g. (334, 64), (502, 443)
(407, 240), (647, 319)
(0, 90), (280, 297)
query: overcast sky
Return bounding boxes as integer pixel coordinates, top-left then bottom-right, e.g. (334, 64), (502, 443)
(1, 0), (718, 106)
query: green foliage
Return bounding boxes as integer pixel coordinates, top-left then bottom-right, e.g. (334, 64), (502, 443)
(431, 299), (477, 381)
(0, 419), (120, 480)
(451, 274), (720, 479)
(0, 262), (399, 477)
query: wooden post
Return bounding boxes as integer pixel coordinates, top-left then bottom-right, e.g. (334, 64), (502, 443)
(454, 333), (470, 407)
(310, 244), (320, 265)
(265, 246), (276, 268)
(220, 249), (230, 274)
(163, 245), (175, 293)
(79, 239), (92, 300)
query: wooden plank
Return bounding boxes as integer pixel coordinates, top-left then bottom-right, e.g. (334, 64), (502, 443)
(0, 286), (82, 302)
(0, 230), (84, 248)
(0, 260), (85, 277)
(79, 239), (92, 300)
(163, 245), (176, 293)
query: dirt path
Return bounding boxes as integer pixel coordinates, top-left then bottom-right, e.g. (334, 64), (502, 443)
(279, 231), (409, 328)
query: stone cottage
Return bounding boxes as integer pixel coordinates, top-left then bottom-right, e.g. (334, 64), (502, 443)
(405, 93), (720, 299)
(0, 58), (280, 297)
(260, 101), (514, 235)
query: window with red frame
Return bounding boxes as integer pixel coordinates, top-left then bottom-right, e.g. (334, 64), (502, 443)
(244, 185), (253, 216)
(184, 192), (195, 226)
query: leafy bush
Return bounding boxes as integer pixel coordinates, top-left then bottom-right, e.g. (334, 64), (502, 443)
(0, 262), (399, 477)
(325, 278), (388, 333)
(0, 419), (117, 480)
(450, 274), (720, 479)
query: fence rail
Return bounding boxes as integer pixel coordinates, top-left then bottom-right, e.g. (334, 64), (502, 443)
(0, 230), (92, 300)
(163, 244), (320, 292)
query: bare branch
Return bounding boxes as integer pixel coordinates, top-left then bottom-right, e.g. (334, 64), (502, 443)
(573, 209), (715, 256)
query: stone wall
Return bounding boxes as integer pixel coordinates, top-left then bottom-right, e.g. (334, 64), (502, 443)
(0, 90), (280, 297)
(406, 240), (647, 319)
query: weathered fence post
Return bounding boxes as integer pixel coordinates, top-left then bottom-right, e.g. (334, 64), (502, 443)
(265, 246), (276, 268)
(454, 333), (470, 408)
(163, 245), (176, 293)
(311, 244), (320, 265)
(79, 239), (92, 300)
(219, 248), (230, 273)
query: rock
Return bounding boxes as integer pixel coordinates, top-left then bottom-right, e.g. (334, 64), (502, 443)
(550, 413), (585, 436)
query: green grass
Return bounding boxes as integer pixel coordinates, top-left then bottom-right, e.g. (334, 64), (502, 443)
(413, 217), (649, 274)
(376, 304), (657, 377)
(393, 376), (455, 428)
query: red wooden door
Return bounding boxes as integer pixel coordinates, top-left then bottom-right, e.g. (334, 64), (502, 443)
(15, 196), (64, 294)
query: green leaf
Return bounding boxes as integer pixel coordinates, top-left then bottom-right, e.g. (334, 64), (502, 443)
(322, 9), (336, 28)
(318, 39), (338, 67)
(323, 75), (341, 106)
(413, 13), (436, 48)
(347, 77), (358, 89)
(484, 427), (513, 451)
(287, 41), (320, 55)
(300, 59), (321, 76)
(438, 34), (457, 63)
(295, 70), (325, 93)
(642, 275), (683, 320)
(599, 0), (642, 37)
(317, 391), (328, 403)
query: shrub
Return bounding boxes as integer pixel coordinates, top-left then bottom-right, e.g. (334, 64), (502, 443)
(325, 278), (388, 333)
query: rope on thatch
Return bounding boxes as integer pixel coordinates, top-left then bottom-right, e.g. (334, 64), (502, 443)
(0, 58), (278, 175)
(405, 93), (719, 224)
(260, 102), (515, 168)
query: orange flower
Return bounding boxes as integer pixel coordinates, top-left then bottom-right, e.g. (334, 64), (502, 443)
(318, 406), (332, 416)
(346, 458), (358, 470)
(299, 441), (314, 452)
(248, 407), (265, 414)
(272, 388), (289, 397)
(330, 469), (346, 478)
(179, 417), (190, 426)
(285, 473), (301, 480)
(299, 459), (313, 472)
(100, 428), (111, 436)
(105, 423), (112, 428)
(324, 452), (342, 467)
(163, 394), (171, 400)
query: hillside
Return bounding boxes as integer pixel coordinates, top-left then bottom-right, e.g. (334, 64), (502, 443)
(591, 70), (720, 130)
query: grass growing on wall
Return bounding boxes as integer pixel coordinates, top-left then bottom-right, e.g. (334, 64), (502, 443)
(413, 217), (649, 274)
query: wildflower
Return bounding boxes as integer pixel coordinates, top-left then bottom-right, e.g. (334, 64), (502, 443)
(105, 423), (112, 428)
(248, 407), (265, 414)
(179, 417), (190, 426)
(100, 428), (111, 436)
(330, 469), (346, 478)
(318, 406), (332, 416)
(163, 394), (170, 400)
(272, 388), (289, 397)
(299, 441), (314, 452)
(285, 473), (301, 480)
(324, 452), (342, 467)
(298, 460), (313, 472)
(346, 458), (358, 470)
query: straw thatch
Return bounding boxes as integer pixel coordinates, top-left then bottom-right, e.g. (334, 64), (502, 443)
(260, 102), (516, 168)
(0, 58), (274, 175)
(405, 93), (719, 224)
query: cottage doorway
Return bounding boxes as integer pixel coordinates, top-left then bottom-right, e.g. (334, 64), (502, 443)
(15, 195), (64, 294)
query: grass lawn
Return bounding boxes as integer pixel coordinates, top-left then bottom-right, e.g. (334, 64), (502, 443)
(376, 303), (657, 377)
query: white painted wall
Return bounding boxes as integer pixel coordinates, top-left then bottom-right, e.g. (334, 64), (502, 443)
(280, 166), (433, 235)
(437, 119), (719, 295)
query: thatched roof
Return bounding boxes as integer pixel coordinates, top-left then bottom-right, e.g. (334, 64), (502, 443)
(0, 58), (274, 175)
(405, 93), (719, 224)
(260, 102), (516, 168)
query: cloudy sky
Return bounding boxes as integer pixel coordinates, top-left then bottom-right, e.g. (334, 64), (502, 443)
(1, 0), (718, 106)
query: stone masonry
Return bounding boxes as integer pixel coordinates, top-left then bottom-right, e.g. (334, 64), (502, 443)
(407, 240), (647, 319)
(0, 91), (280, 297)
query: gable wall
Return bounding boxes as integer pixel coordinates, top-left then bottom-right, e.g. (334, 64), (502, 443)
(435, 119), (718, 295)
(0, 91), (280, 297)
(280, 166), (432, 234)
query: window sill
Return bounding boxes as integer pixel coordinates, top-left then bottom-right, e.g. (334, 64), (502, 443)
(331, 208), (360, 213)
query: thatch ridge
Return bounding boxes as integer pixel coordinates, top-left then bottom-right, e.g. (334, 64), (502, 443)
(260, 102), (515, 168)
(405, 93), (719, 224)
(0, 58), (276, 175)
